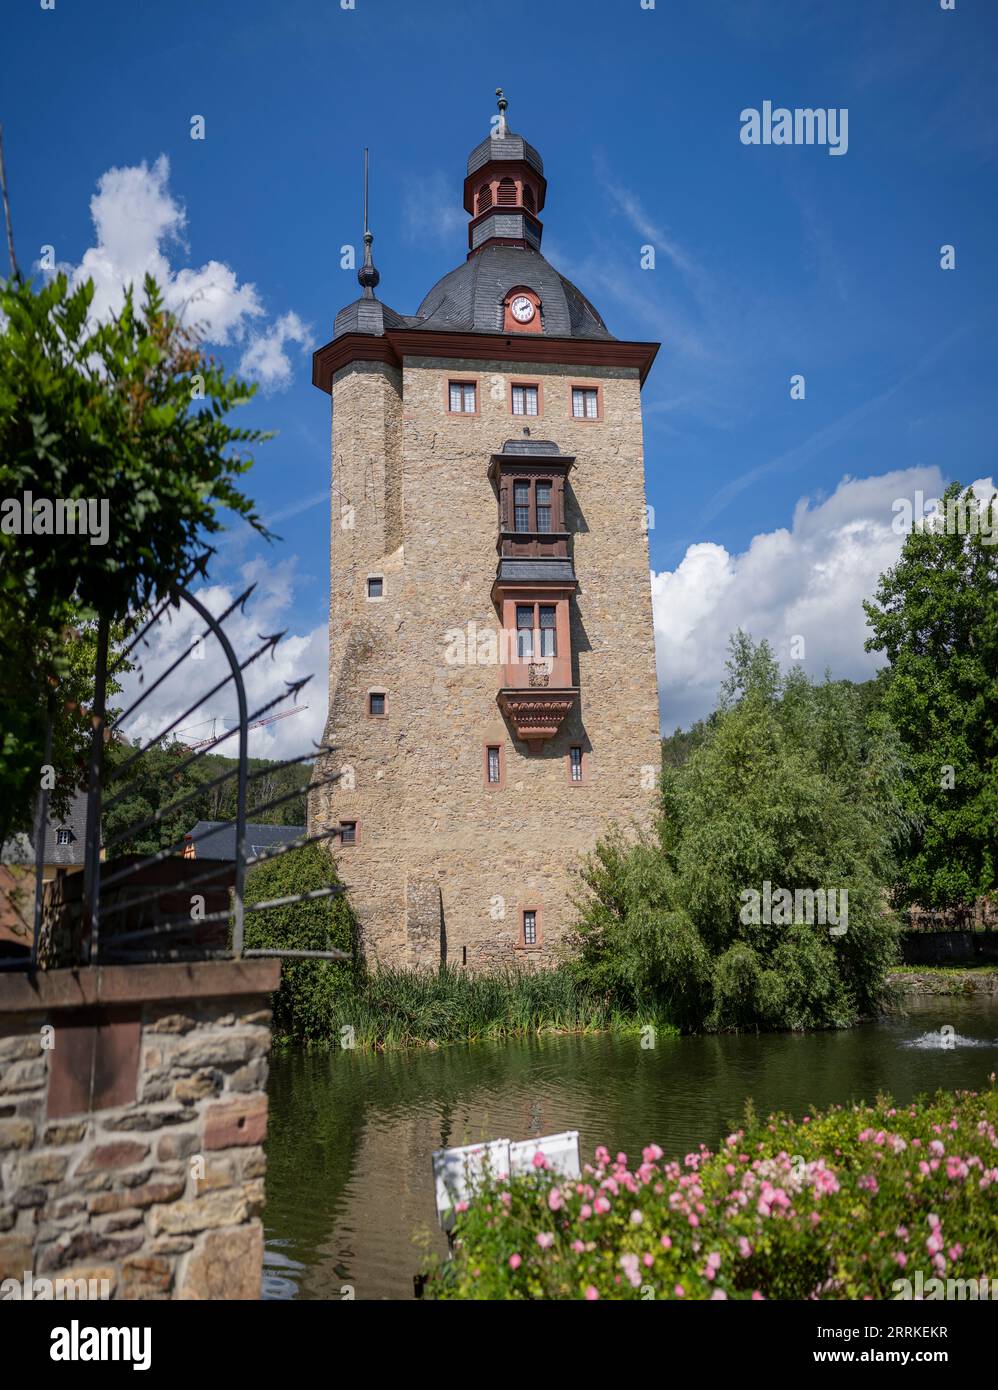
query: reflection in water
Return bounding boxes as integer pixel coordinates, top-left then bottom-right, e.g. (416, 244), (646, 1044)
(263, 995), (998, 1301)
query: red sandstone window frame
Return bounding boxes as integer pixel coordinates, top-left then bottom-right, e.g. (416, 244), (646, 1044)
(338, 819), (360, 846)
(482, 741), (506, 789)
(569, 382), (604, 423)
(567, 745), (588, 785)
(517, 905), (543, 950)
(509, 379), (543, 418)
(367, 689), (388, 719)
(445, 378), (480, 416)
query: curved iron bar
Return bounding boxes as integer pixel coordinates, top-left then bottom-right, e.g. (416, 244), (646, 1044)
(174, 587), (248, 957)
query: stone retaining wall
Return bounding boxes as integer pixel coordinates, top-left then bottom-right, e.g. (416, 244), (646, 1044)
(0, 959), (279, 1300)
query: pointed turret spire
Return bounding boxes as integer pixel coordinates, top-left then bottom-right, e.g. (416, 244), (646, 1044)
(357, 147), (380, 297)
(495, 88), (509, 139)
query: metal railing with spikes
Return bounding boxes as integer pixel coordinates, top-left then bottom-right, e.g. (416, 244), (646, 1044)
(2, 584), (348, 972)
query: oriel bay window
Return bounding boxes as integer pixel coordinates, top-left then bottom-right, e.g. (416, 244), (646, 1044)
(516, 604), (533, 659)
(509, 476), (558, 536)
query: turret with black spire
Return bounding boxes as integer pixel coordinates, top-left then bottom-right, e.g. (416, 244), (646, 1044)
(331, 147), (404, 339)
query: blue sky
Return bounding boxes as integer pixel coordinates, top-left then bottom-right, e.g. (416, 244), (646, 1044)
(7, 0), (997, 748)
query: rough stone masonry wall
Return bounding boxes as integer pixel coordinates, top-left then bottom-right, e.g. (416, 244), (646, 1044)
(311, 354), (661, 969)
(0, 960), (279, 1300)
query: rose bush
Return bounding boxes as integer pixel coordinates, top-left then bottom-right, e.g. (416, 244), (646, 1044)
(428, 1078), (998, 1300)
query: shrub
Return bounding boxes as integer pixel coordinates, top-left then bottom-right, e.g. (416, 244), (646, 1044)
(569, 634), (905, 1032)
(428, 1079), (998, 1300)
(242, 842), (356, 1041)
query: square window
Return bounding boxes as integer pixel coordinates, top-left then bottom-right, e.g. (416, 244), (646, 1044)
(449, 381), (477, 413)
(368, 692), (386, 717)
(523, 910), (537, 946)
(367, 576), (383, 599)
(569, 746), (583, 783)
(340, 821), (357, 845)
(512, 384), (539, 417)
(572, 387), (599, 420)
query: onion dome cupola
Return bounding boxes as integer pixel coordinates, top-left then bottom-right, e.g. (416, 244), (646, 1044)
(413, 92), (614, 341)
(332, 149), (406, 340)
(464, 89), (548, 255)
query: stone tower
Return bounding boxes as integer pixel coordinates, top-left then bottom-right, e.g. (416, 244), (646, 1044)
(309, 95), (661, 968)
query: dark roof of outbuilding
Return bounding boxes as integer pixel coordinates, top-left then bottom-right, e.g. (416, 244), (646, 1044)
(412, 245), (613, 340)
(0, 791), (89, 867)
(185, 821), (305, 862)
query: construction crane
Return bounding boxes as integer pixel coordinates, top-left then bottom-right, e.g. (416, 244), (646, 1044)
(186, 705), (308, 751)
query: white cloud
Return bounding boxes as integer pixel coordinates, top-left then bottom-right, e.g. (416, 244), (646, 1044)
(238, 310), (313, 392)
(116, 557), (327, 797)
(41, 155), (306, 390)
(402, 170), (465, 245)
(652, 467), (952, 731)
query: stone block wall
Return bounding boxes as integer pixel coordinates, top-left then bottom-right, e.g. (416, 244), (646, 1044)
(0, 960), (279, 1300)
(310, 355), (661, 969)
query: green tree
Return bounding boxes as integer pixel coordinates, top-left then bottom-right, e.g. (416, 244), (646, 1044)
(0, 271), (270, 841)
(243, 843), (356, 1042)
(864, 482), (998, 910)
(571, 634), (904, 1032)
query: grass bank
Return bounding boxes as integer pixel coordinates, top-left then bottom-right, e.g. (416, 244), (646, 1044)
(269, 963), (671, 1050)
(427, 1079), (998, 1300)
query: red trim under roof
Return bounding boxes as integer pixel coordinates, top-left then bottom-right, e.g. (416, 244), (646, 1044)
(312, 329), (660, 394)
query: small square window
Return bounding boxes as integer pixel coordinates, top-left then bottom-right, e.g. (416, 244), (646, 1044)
(368, 691), (386, 717)
(340, 821), (357, 845)
(449, 381), (477, 413)
(367, 576), (383, 599)
(572, 387), (599, 420)
(523, 910), (538, 946)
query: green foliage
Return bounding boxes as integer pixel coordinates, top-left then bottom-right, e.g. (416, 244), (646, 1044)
(0, 271), (270, 839)
(101, 739), (311, 856)
(243, 843), (357, 1042)
(570, 633), (904, 1033)
(864, 482), (998, 910)
(429, 1081), (998, 1300)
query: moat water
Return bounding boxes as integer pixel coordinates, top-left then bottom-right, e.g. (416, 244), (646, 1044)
(262, 994), (998, 1300)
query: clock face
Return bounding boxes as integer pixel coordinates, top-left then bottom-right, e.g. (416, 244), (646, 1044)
(510, 295), (535, 324)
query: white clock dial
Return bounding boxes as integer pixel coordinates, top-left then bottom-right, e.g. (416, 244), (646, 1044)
(510, 296), (535, 323)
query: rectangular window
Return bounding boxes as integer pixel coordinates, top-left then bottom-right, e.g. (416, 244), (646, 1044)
(367, 576), (383, 599)
(368, 691), (386, 717)
(572, 387), (599, 420)
(523, 910), (537, 946)
(516, 604), (534, 660)
(511, 384), (539, 417)
(539, 605), (557, 658)
(487, 746), (501, 784)
(569, 746), (583, 783)
(56, 828), (71, 846)
(535, 481), (552, 534)
(340, 821), (357, 844)
(513, 480), (531, 533)
(449, 381), (477, 413)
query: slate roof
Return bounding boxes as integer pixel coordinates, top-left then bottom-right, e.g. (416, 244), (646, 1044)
(412, 245), (613, 340)
(467, 131), (544, 177)
(496, 558), (577, 584)
(0, 791), (88, 867)
(333, 294), (408, 340)
(497, 438), (565, 457)
(185, 821), (305, 862)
